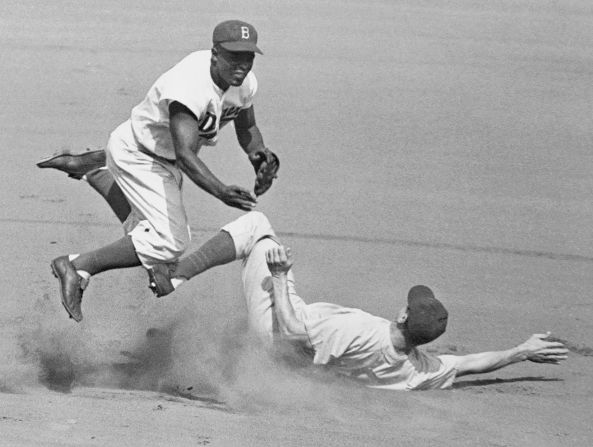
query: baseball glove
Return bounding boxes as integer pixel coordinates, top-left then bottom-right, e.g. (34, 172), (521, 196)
(251, 148), (279, 196)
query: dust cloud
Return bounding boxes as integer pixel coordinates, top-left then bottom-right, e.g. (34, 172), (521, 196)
(1, 291), (360, 418)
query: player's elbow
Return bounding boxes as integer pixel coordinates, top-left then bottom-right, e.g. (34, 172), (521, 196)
(176, 150), (206, 180)
(279, 332), (309, 345)
(278, 322), (308, 343)
(175, 149), (196, 168)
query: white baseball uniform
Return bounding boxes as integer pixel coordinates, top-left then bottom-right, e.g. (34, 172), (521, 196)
(106, 50), (258, 267)
(222, 212), (459, 391)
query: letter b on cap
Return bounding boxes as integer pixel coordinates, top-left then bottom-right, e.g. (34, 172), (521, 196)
(241, 26), (250, 39)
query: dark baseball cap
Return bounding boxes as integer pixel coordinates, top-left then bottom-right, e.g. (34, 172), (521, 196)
(213, 20), (263, 54)
(405, 285), (448, 346)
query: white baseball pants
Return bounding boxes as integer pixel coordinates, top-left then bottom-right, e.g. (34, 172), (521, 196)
(105, 120), (191, 268)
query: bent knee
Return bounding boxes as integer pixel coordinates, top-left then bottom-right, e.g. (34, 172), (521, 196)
(152, 227), (190, 261)
(244, 211), (273, 234)
(169, 231), (191, 258)
(222, 211), (277, 260)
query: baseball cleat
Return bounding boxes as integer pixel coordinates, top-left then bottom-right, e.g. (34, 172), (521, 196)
(51, 256), (86, 322)
(36, 148), (106, 179)
(147, 263), (176, 297)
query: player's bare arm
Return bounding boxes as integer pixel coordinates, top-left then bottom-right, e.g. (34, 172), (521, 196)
(169, 101), (256, 211)
(446, 332), (568, 377)
(234, 106), (266, 157)
(266, 246), (311, 345)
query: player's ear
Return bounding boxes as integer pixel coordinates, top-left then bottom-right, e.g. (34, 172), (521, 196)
(211, 46), (219, 65)
(395, 306), (408, 324)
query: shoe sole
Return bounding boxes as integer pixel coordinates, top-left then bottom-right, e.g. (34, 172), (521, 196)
(51, 261), (83, 322)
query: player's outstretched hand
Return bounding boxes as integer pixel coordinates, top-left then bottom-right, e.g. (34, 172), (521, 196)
(519, 332), (569, 364)
(219, 185), (257, 211)
(266, 245), (293, 276)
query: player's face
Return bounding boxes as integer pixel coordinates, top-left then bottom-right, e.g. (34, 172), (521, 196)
(214, 47), (255, 88)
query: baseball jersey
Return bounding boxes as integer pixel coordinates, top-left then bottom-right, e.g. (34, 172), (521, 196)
(130, 50), (258, 160)
(301, 303), (458, 390)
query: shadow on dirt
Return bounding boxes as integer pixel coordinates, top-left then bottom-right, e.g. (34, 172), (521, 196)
(453, 376), (562, 389)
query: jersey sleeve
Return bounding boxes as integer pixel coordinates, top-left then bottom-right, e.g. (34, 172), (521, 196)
(367, 352), (458, 391)
(157, 57), (211, 121)
(159, 79), (209, 121)
(405, 353), (459, 390)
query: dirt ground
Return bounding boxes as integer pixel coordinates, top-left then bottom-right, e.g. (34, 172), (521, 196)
(1, 0), (592, 446)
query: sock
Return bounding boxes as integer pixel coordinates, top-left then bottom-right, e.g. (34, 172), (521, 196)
(68, 253), (91, 286)
(72, 236), (141, 276)
(171, 277), (185, 289)
(174, 231), (236, 280)
(86, 168), (132, 223)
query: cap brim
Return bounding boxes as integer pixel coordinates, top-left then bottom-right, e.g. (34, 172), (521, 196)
(219, 41), (263, 55)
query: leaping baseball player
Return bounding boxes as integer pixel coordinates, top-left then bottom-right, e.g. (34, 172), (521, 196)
(138, 211), (569, 390)
(38, 20), (279, 322)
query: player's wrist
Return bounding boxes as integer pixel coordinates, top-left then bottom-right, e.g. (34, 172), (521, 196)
(211, 182), (229, 199)
(510, 345), (529, 363)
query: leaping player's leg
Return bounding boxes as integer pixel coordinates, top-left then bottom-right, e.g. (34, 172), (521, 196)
(147, 229), (237, 297)
(86, 168), (131, 223)
(36, 147), (131, 223)
(36, 148), (106, 179)
(104, 122), (191, 269)
(39, 143), (187, 296)
(51, 122), (190, 321)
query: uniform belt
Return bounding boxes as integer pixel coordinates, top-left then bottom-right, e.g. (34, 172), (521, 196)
(138, 146), (176, 165)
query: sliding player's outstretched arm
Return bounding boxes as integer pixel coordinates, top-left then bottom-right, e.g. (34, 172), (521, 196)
(444, 332), (568, 377)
